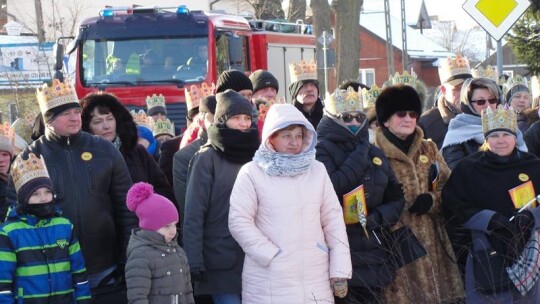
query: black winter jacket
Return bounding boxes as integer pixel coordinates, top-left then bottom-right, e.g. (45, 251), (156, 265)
(418, 108), (449, 149)
(442, 139), (481, 170)
(124, 144), (175, 205)
(5, 130), (136, 274)
(294, 98), (324, 130)
(524, 120), (540, 157)
(315, 116), (405, 288)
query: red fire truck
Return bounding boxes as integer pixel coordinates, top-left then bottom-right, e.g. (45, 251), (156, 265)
(53, 5), (316, 127)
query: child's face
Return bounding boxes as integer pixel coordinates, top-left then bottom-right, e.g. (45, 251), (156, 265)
(28, 187), (53, 205)
(157, 222), (177, 243)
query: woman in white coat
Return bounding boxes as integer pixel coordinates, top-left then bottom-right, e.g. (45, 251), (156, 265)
(229, 103), (352, 304)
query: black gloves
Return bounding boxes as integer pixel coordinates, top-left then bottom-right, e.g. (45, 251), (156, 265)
(190, 271), (207, 282)
(488, 213), (513, 232)
(408, 193), (433, 215)
(366, 211), (382, 230)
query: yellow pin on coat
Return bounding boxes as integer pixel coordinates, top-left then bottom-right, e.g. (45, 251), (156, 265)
(519, 173), (530, 182)
(372, 157), (382, 166)
(81, 152), (93, 161)
(419, 155), (429, 163)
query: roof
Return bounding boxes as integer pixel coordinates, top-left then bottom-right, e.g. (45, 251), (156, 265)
(360, 12), (454, 61)
(362, 0), (430, 28)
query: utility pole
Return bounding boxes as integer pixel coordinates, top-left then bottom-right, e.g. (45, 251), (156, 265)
(400, 0), (408, 72)
(34, 0), (45, 43)
(384, 0), (394, 76)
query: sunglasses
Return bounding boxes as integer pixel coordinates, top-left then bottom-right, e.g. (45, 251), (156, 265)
(395, 111), (419, 119)
(338, 113), (365, 123)
(471, 98), (498, 106)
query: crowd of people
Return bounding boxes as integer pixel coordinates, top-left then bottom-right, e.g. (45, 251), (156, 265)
(0, 54), (539, 304)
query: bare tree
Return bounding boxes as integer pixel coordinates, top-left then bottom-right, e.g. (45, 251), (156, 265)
(332, 0), (362, 85)
(310, 0), (332, 95)
(45, 0), (89, 41)
(287, 0), (306, 22)
(244, 0), (285, 19)
(431, 21), (483, 64)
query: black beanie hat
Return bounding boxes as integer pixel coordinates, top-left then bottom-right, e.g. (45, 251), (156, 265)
(214, 90), (253, 123)
(288, 79), (320, 101)
(17, 177), (54, 206)
(216, 70), (253, 94)
(506, 84), (530, 104)
(200, 95), (217, 115)
(43, 103), (81, 124)
(375, 85), (423, 126)
(249, 70), (279, 94)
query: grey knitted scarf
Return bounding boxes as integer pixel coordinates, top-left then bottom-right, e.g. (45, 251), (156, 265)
(253, 146), (315, 177)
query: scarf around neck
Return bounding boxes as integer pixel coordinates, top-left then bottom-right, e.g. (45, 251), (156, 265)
(253, 145), (315, 177)
(207, 124), (260, 164)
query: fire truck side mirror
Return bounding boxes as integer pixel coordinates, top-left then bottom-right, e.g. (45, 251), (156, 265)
(53, 43), (65, 71)
(227, 35), (244, 72)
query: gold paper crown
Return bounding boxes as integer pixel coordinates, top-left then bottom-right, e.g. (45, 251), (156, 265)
(256, 96), (285, 122)
(504, 75), (529, 95)
(146, 94), (166, 110)
(36, 79), (78, 115)
(289, 60), (317, 83)
(185, 83), (215, 111)
(152, 118), (175, 137)
(11, 152), (50, 192)
(0, 122), (14, 153)
(361, 84), (381, 109)
(481, 105), (517, 135)
(130, 110), (155, 130)
(471, 66), (499, 82)
(325, 86), (363, 115)
(386, 71), (417, 87)
(438, 55), (472, 84)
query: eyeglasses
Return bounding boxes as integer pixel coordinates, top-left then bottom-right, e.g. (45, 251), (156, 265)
(338, 113), (365, 123)
(395, 111), (419, 119)
(471, 98), (498, 106)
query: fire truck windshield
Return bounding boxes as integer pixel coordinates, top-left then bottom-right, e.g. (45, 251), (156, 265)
(82, 37), (209, 86)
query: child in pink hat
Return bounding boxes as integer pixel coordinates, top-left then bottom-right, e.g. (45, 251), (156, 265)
(125, 182), (194, 303)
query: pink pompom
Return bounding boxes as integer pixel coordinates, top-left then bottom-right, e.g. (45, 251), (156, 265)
(126, 182), (154, 212)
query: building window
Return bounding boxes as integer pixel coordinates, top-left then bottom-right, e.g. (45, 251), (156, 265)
(358, 68), (375, 87)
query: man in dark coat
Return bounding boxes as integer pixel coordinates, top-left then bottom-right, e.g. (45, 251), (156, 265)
(288, 60), (324, 129)
(4, 79), (136, 295)
(418, 55), (472, 149)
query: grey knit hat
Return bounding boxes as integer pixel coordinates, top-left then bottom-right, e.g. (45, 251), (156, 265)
(249, 70), (279, 94)
(214, 90), (253, 124)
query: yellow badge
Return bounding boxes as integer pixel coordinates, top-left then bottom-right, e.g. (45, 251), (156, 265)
(519, 173), (530, 182)
(372, 157), (382, 166)
(81, 152), (93, 161)
(419, 155), (429, 163)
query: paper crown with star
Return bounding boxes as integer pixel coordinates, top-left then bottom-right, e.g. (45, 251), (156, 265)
(289, 60), (317, 83)
(11, 152), (50, 192)
(185, 83), (215, 111)
(36, 79), (79, 119)
(361, 84), (382, 109)
(481, 105), (517, 137)
(438, 55), (472, 85)
(325, 86), (363, 116)
(504, 75), (529, 94)
(471, 66), (499, 82)
(130, 109), (155, 130)
(152, 118), (175, 137)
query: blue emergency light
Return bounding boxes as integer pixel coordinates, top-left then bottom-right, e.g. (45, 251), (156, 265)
(176, 5), (189, 15)
(102, 9), (114, 17)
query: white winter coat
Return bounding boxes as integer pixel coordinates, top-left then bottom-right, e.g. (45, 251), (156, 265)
(229, 104), (352, 304)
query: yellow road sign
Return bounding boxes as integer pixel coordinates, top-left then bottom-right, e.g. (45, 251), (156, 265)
(463, 0), (531, 41)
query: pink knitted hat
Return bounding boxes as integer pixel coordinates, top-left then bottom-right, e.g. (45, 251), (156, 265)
(126, 182), (179, 231)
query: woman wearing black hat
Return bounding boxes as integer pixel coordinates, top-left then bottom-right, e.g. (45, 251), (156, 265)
(442, 106), (540, 303)
(374, 84), (464, 303)
(183, 90), (260, 304)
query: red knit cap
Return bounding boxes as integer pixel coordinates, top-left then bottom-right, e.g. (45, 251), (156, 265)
(126, 182), (179, 231)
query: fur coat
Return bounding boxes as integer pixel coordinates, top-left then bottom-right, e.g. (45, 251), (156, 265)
(375, 127), (464, 304)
